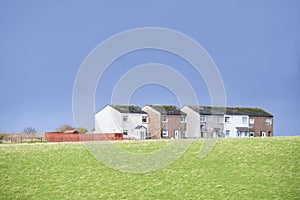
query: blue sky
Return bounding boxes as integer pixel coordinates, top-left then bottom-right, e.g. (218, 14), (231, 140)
(0, 0), (299, 135)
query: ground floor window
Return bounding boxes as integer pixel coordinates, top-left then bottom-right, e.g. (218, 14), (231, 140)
(123, 130), (128, 136)
(260, 131), (266, 137)
(225, 130), (230, 137)
(162, 130), (168, 137)
(250, 132), (254, 137)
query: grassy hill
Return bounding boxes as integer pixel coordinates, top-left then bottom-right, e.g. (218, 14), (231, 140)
(0, 137), (299, 199)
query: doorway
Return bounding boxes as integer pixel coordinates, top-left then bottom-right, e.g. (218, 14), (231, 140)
(174, 130), (180, 139)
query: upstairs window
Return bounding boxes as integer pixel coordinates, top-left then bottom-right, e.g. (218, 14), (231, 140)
(242, 117), (247, 124)
(249, 118), (254, 124)
(123, 115), (128, 122)
(142, 116), (147, 123)
(225, 116), (230, 123)
(162, 116), (168, 122)
(180, 116), (186, 123)
(200, 115), (206, 122)
(218, 117), (223, 123)
(266, 118), (272, 125)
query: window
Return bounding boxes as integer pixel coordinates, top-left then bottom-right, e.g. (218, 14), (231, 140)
(123, 115), (128, 122)
(218, 116), (223, 123)
(225, 116), (230, 123)
(266, 118), (272, 125)
(249, 118), (254, 124)
(142, 116), (147, 123)
(225, 130), (230, 137)
(123, 130), (128, 135)
(242, 117), (247, 124)
(250, 132), (254, 137)
(245, 132), (248, 137)
(162, 116), (168, 122)
(260, 131), (266, 137)
(200, 115), (206, 122)
(180, 116), (186, 123)
(200, 124), (205, 131)
(162, 130), (168, 137)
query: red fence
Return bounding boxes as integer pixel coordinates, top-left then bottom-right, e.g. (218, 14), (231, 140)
(45, 132), (123, 142)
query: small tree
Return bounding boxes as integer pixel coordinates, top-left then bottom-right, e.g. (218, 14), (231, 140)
(21, 126), (37, 140)
(56, 124), (74, 132)
(76, 127), (88, 134)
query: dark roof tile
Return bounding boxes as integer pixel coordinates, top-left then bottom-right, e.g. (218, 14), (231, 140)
(110, 105), (147, 114)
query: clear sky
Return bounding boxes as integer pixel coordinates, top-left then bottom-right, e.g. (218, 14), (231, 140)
(1, 0), (299, 135)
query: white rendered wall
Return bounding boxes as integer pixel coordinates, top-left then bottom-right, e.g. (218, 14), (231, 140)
(95, 105), (122, 133)
(181, 106), (201, 138)
(223, 115), (249, 138)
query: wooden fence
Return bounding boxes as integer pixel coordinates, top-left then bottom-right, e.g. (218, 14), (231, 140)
(0, 134), (44, 144)
(45, 132), (123, 142)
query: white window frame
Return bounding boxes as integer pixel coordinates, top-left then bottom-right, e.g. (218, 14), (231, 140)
(266, 118), (272, 125)
(142, 116), (147, 123)
(162, 130), (168, 137)
(123, 115), (128, 122)
(162, 115), (168, 122)
(249, 118), (255, 124)
(200, 124), (205, 131)
(123, 130), (128, 135)
(200, 115), (206, 122)
(217, 116), (223, 123)
(250, 132), (254, 137)
(242, 117), (247, 124)
(225, 116), (230, 123)
(225, 130), (230, 137)
(180, 116), (186, 123)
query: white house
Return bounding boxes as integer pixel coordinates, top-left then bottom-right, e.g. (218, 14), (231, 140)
(95, 105), (148, 139)
(223, 109), (249, 138)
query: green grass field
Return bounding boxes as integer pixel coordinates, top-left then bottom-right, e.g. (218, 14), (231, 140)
(0, 137), (299, 199)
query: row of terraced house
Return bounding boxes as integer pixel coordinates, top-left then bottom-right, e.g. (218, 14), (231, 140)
(94, 105), (273, 139)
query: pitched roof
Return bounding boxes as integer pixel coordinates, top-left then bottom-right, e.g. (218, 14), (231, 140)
(148, 105), (186, 115)
(110, 105), (147, 114)
(187, 106), (273, 117)
(134, 125), (147, 129)
(187, 106), (225, 115)
(63, 130), (79, 134)
(225, 107), (273, 117)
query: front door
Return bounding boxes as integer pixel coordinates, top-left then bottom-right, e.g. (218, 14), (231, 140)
(174, 130), (180, 139)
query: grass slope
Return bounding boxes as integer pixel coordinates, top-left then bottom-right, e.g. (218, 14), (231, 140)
(0, 137), (299, 199)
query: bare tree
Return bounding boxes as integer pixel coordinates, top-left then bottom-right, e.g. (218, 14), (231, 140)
(21, 126), (37, 140)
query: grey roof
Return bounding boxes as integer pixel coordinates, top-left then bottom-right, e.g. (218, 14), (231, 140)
(225, 107), (273, 117)
(110, 105), (147, 114)
(149, 105), (186, 115)
(188, 106), (225, 115)
(187, 106), (273, 117)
